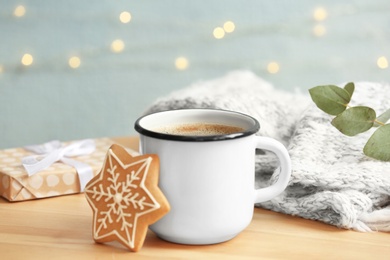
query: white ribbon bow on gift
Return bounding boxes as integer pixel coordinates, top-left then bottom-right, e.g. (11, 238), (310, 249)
(22, 139), (96, 191)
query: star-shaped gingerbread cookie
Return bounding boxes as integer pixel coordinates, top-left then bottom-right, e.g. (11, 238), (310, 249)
(85, 144), (170, 252)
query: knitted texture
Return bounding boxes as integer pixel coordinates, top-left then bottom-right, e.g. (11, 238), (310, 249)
(145, 71), (390, 232)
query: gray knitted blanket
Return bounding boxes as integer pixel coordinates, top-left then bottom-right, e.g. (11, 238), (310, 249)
(145, 71), (390, 232)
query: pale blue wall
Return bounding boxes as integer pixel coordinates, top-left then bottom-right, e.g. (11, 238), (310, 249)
(1, 1), (389, 148)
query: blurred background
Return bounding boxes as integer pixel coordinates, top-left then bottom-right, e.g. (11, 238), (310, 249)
(1, 0), (389, 149)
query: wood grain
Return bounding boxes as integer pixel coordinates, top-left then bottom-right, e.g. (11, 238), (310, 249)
(1, 136), (389, 259)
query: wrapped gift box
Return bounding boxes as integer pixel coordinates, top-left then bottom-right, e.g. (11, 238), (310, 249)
(0, 138), (120, 202)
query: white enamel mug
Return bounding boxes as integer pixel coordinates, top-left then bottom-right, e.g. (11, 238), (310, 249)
(134, 109), (291, 245)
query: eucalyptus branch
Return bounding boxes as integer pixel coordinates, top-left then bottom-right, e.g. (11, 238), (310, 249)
(374, 120), (385, 127)
(309, 83), (390, 162)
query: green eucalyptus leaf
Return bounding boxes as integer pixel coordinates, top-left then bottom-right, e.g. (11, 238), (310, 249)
(309, 85), (351, 115)
(344, 82), (355, 98)
(363, 124), (390, 161)
(374, 108), (390, 127)
(331, 106), (376, 136)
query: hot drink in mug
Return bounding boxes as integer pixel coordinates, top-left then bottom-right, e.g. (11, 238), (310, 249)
(135, 108), (291, 245)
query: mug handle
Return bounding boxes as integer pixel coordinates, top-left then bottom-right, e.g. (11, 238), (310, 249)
(253, 136), (291, 203)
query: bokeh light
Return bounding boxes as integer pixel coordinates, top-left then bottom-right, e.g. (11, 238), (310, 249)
(21, 53), (33, 66)
(377, 56), (388, 69)
(267, 62), (280, 74)
(175, 57), (189, 70)
(119, 11), (132, 23)
(213, 27), (225, 39)
(223, 21), (235, 33)
(68, 56), (81, 69)
(111, 39), (125, 53)
(313, 7), (328, 21)
(14, 5), (26, 17)
(313, 24), (326, 37)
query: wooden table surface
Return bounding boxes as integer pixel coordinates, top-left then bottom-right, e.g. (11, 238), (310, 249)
(1, 137), (389, 259)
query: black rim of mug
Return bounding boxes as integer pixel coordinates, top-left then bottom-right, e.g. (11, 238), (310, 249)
(134, 108), (260, 142)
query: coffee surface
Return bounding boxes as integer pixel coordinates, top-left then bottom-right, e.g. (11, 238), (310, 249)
(154, 123), (244, 136)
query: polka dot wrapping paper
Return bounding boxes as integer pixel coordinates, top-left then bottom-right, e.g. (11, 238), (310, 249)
(0, 138), (123, 202)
